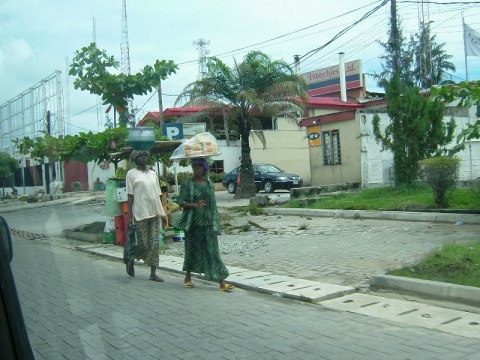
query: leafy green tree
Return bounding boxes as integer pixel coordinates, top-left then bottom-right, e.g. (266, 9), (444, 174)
(175, 51), (307, 197)
(430, 81), (480, 150)
(0, 152), (19, 196)
(375, 20), (415, 88)
(13, 127), (179, 174)
(431, 81), (480, 204)
(69, 43), (178, 126)
(373, 75), (455, 186)
(375, 20), (455, 90)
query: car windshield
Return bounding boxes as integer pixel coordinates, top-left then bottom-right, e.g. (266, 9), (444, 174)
(258, 164), (282, 173)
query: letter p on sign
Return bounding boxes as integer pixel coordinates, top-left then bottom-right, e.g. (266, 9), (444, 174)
(162, 123), (183, 140)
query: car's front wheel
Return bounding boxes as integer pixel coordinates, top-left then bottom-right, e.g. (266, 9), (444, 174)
(263, 180), (274, 193)
(227, 181), (236, 194)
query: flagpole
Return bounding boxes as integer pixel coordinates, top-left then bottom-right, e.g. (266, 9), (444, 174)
(463, 16), (469, 81)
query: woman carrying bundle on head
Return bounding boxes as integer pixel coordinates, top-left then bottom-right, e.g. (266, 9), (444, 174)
(125, 150), (167, 282)
(175, 157), (234, 291)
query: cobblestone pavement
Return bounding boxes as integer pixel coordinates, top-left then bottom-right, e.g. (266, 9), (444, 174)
(164, 210), (480, 290)
(3, 191), (479, 292)
(11, 235), (480, 360)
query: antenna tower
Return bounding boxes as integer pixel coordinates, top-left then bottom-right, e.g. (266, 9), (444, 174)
(121, 0), (131, 75)
(193, 38), (210, 79)
(120, 0), (134, 123)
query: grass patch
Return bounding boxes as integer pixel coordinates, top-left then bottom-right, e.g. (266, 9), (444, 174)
(282, 185), (480, 287)
(229, 204), (264, 215)
(387, 241), (480, 287)
(247, 204), (264, 215)
(283, 185), (480, 211)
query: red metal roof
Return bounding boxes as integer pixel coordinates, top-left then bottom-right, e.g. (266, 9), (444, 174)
(137, 106), (215, 126)
(306, 97), (363, 110)
(138, 97), (363, 126)
(163, 106), (210, 117)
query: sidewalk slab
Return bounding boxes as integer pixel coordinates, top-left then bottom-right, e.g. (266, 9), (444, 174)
(231, 274), (293, 288)
(158, 255), (184, 272)
(75, 244), (354, 304)
(279, 283), (356, 303)
(321, 293), (480, 340)
(224, 266), (255, 275)
(227, 270), (272, 281)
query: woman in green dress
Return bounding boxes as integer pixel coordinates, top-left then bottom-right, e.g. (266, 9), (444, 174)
(176, 158), (234, 291)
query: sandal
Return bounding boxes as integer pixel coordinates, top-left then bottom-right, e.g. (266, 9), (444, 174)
(183, 281), (195, 288)
(126, 262), (135, 277)
(149, 275), (164, 282)
(219, 283), (234, 291)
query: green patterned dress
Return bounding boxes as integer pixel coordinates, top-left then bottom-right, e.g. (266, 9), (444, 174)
(175, 178), (229, 281)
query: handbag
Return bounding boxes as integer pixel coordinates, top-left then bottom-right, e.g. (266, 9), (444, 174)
(123, 222), (137, 265)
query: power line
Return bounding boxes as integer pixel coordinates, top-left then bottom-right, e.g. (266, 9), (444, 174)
(297, 0), (389, 64)
(65, 0), (480, 128)
(399, 1), (480, 4)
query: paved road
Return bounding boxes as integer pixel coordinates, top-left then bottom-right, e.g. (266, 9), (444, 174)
(3, 192), (480, 293)
(0, 196), (110, 236)
(10, 235), (480, 360)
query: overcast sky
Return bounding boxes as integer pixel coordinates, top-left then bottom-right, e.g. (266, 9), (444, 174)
(1, 0), (479, 135)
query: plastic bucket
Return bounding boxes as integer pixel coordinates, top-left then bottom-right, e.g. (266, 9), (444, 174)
(115, 215), (126, 246)
(172, 230), (185, 242)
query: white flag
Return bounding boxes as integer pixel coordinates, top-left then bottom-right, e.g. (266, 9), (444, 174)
(464, 23), (480, 57)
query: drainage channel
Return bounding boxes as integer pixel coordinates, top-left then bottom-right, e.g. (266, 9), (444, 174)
(321, 293), (480, 340)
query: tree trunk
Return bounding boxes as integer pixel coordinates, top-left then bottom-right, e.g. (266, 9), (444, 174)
(239, 129), (256, 198)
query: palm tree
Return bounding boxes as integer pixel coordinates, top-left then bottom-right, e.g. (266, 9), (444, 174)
(176, 51), (307, 197)
(410, 22), (456, 89)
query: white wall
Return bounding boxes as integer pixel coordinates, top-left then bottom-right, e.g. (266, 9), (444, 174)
(360, 107), (480, 188)
(87, 161), (116, 190)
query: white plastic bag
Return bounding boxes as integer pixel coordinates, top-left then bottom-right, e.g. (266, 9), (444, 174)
(170, 132), (220, 160)
(103, 218), (116, 244)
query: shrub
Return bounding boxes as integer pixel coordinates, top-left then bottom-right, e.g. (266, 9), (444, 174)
(419, 156), (460, 208)
(469, 179), (480, 207)
(165, 171), (224, 184)
(165, 171), (193, 186)
(209, 172), (225, 183)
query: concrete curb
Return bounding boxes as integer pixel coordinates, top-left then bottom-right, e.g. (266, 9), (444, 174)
(264, 208), (480, 224)
(62, 229), (103, 243)
(75, 246), (356, 303)
(0, 195), (103, 214)
(370, 275), (480, 307)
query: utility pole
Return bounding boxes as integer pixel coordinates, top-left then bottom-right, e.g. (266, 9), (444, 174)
(158, 79), (164, 129)
(390, 0), (399, 74)
(293, 55), (300, 75)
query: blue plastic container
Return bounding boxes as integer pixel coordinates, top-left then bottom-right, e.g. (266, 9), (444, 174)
(129, 127), (155, 150)
(172, 230), (185, 242)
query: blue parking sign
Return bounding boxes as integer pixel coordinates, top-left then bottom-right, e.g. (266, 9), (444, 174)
(162, 123), (183, 140)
